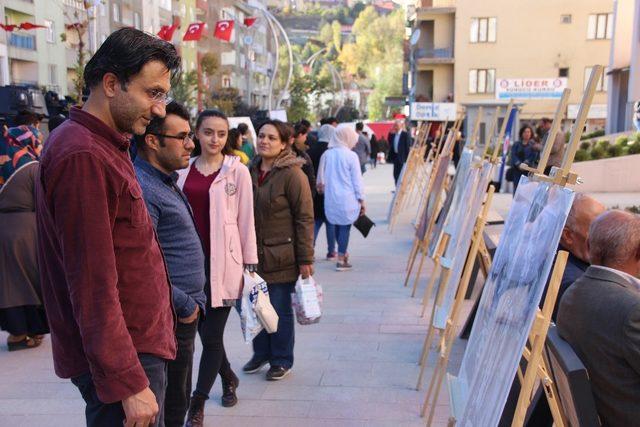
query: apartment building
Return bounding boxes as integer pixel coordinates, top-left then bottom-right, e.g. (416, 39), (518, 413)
(409, 0), (613, 138)
(2, 0), (67, 93)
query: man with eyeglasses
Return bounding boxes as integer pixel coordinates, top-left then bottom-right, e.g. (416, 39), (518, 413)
(35, 28), (181, 427)
(133, 101), (206, 427)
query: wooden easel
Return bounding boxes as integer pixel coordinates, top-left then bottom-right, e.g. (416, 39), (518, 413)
(403, 121), (453, 278)
(416, 102), (512, 324)
(509, 65), (604, 427)
(388, 122), (432, 231)
(419, 185), (496, 406)
(406, 121), (463, 297)
(423, 66), (603, 427)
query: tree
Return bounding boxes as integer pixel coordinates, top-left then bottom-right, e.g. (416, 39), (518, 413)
(209, 88), (241, 116)
(367, 63), (403, 120)
(336, 98), (360, 122)
(287, 73), (330, 123)
(331, 20), (342, 53)
(200, 53), (219, 77)
(171, 70), (199, 111)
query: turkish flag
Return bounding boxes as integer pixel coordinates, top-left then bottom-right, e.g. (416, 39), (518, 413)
(19, 22), (47, 30)
(214, 20), (234, 42)
(0, 24), (18, 32)
(244, 17), (257, 27)
(183, 22), (205, 41)
(158, 24), (178, 42)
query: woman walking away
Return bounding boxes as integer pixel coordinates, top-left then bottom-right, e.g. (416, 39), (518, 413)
(0, 126), (48, 350)
(510, 125), (539, 194)
(317, 124), (365, 271)
(179, 110), (258, 426)
(227, 128), (250, 165)
(244, 120), (314, 381)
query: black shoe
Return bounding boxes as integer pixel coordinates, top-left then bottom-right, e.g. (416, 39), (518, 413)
(266, 365), (291, 381)
(185, 395), (205, 427)
(221, 371), (239, 408)
(242, 355), (268, 374)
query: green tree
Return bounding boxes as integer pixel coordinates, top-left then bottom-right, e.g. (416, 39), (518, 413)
(287, 73), (330, 122)
(331, 20), (342, 53)
(170, 70), (199, 111)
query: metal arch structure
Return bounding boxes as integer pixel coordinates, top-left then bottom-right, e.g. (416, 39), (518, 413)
(245, 4), (294, 111)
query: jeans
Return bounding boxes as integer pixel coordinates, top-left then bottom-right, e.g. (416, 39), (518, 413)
(165, 319), (199, 427)
(314, 218), (336, 255)
(71, 354), (167, 427)
(193, 306), (234, 399)
(252, 282), (296, 369)
(333, 224), (352, 255)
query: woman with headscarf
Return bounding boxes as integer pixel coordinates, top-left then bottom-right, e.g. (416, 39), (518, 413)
(316, 124), (365, 271)
(0, 126), (48, 351)
(307, 124), (337, 259)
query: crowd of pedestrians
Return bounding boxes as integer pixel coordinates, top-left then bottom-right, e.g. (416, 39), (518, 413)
(0, 28), (373, 427)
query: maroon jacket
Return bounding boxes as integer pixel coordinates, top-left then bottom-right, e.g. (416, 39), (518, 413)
(35, 107), (176, 403)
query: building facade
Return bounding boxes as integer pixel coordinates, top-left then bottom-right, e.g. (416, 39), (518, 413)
(409, 0), (612, 138)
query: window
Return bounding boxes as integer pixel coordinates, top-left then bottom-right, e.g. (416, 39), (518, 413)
(44, 20), (55, 43)
(470, 17), (497, 43)
(469, 69), (495, 94)
(587, 13), (613, 39)
(561, 14), (572, 24)
(558, 68), (569, 77)
(48, 64), (57, 86)
(222, 75), (231, 88)
(112, 3), (120, 23)
(584, 66), (608, 91)
(134, 12), (141, 30)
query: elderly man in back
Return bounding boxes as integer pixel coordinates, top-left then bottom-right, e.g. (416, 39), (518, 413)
(557, 210), (640, 427)
(546, 193), (605, 320)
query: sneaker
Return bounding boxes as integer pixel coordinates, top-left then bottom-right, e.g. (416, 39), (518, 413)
(336, 256), (353, 271)
(326, 252), (338, 261)
(242, 355), (268, 374)
(266, 365), (291, 381)
(221, 371), (239, 408)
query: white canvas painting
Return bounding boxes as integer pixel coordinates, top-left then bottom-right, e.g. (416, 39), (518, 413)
(452, 175), (574, 427)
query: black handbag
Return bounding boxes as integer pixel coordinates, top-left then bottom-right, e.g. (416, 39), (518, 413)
(353, 214), (375, 238)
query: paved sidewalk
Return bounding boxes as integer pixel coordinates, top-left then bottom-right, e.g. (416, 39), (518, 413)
(0, 163), (466, 426)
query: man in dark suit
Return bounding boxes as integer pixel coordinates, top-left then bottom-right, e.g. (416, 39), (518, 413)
(557, 210), (640, 427)
(387, 120), (411, 185)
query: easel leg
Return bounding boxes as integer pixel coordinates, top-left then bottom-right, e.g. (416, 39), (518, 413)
(422, 333), (450, 419)
(411, 250), (427, 297)
(420, 262), (441, 317)
(404, 243), (420, 288)
(406, 239), (419, 273)
(416, 325), (439, 389)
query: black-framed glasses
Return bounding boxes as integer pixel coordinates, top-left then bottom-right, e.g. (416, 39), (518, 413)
(151, 132), (195, 146)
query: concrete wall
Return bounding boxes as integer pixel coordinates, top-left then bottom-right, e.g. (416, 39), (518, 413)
(570, 154), (640, 192)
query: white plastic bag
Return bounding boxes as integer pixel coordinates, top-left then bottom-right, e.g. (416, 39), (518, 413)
(242, 271), (278, 335)
(292, 275), (322, 325)
(238, 271), (267, 342)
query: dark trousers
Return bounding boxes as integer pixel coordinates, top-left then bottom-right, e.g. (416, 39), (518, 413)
(193, 306), (233, 399)
(253, 282), (296, 369)
(328, 224), (351, 255)
(393, 160), (404, 185)
(165, 319), (198, 427)
(71, 354), (167, 427)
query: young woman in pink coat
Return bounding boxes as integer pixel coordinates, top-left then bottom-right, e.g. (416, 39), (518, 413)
(177, 110), (258, 425)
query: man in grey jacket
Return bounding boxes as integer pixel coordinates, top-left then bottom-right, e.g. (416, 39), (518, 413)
(557, 210), (640, 427)
(353, 122), (371, 174)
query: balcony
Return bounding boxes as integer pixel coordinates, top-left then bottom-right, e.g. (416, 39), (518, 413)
(414, 48), (454, 65)
(416, 5), (455, 21)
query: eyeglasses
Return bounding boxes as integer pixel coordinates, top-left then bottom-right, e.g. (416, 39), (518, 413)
(147, 88), (173, 105)
(151, 132), (195, 145)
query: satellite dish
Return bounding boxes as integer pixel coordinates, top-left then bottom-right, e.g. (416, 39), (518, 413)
(410, 29), (421, 46)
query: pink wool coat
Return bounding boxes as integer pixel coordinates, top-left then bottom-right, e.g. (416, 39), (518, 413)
(177, 155), (258, 307)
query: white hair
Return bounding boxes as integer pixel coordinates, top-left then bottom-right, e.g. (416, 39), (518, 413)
(588, 210), (640, 267)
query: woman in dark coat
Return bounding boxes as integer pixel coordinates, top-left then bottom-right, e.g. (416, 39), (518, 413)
(243, 120), (314, 381)
(0, 126), (48, 351)
(509, 125), (539, 194)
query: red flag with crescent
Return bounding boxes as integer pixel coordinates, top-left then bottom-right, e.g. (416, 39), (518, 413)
(0, 24), (18, 32)
(214, 20), (234, 42)
(244, 17), (257, 27)
(19, 22), (48, 30)
(158, 24), (178, 41)
(183, 22), (205, 41)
